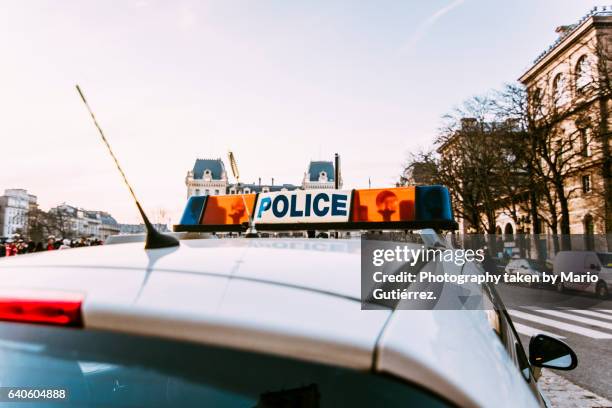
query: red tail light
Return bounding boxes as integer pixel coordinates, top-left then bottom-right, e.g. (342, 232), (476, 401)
(0, 290), (83, 327)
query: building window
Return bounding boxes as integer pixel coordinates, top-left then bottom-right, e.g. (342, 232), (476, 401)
(552, 73), (568, 107)
(575, 55), (592, 91)
(579, 128), (592, 157)
(262, 187), (270, 193)
(195, 189), (200, 196)
(204, 189), (210, 195)
(214, 189), (220, 195)
(582, 175), (591, 194)
(243, 188), (250, 194)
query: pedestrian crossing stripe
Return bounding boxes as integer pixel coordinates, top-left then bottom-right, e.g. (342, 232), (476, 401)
(513, 322), (566, 339)
(529, 309), (612, 331)
(508, 309), (612, 340)
(563, 309), (612, 322)
(596, 309), (612, 316)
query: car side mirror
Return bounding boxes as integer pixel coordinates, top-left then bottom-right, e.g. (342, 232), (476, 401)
(529, 334), (577, 370)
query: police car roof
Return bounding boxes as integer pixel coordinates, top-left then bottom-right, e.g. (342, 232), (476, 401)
(0, 238), (538, 408)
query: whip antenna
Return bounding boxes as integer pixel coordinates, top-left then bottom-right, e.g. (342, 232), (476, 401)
(76, 85), (179, 249)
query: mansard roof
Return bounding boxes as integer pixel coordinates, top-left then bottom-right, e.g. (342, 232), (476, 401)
(193, 158), (225, 180)
(307, 161), (334, 181)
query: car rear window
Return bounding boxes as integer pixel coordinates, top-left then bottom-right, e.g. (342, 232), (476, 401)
(0, 322), (449, 408)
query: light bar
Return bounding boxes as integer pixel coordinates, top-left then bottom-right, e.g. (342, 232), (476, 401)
(0, 290), (84, 327)
(174, 185), (456, 232)
(351, 187), (415, 223)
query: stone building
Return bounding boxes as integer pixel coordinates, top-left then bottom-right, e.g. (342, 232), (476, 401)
(48, 204), (120, 240)
(0, 189), (37, 238)
(498, 7), (612, 237)
(301, 161), (340, 190)
(185, 157), (340, 198)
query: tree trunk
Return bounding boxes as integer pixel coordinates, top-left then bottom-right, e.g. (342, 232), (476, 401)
(556, 182), (572, 250)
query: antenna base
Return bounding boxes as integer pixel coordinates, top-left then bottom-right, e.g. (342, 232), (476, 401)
(245, 225), (259, 238)
(145, 228), (180, 249)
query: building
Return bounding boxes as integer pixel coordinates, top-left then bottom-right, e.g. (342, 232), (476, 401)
(185, 157), (340, 198)
(301, 161), (340, 190)
(185, 159), (228, 198)
(504, 7), (612, 236)
(48, 204), (120, 240)
(97, 212), (121, 240)
(436, 118), (525, 234)
(0, 189), (37, 237)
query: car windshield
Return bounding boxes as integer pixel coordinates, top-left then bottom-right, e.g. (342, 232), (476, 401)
(0, 323), (449, 408)
(596, 253), (612, 267)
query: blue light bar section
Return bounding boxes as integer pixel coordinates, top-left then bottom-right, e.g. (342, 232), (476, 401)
(179, 196), (207, 225)
(415, 186), (454, 222)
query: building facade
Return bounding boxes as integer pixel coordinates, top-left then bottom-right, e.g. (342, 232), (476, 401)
(185, 157), (340, 198)
(301, 161), (340, 190)
(0, 189), (37, 237)
(500, 7), (612, 236)
(48, 204), (120, 240)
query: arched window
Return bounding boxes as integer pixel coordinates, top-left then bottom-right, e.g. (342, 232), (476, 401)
(575, 55), (592, 91)
(553, 73), (568, 107)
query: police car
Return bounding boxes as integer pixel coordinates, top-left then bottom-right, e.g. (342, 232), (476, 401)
(0, 186), (578, 408)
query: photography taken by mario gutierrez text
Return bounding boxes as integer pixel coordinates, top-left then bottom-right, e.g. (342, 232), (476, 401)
(361, 234), (612, 311)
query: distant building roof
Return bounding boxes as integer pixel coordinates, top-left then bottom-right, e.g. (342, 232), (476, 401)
(193, 159), (225, 180)
(307, 161), (334, 182)
(98, 212), (118, 226)
(234, 183), (299, 193)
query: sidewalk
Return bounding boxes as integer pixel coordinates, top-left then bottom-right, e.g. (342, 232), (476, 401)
(540, 369), (612, 408)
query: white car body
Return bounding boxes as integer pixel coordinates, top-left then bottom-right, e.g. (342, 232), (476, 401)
(505, 259), (542, 284)
(553, 251), (612, 296)
(0, 238), (545, 407)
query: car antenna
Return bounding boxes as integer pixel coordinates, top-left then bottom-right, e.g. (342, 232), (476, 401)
(75, 84), (179, 250)
(228, 150), (258, 237)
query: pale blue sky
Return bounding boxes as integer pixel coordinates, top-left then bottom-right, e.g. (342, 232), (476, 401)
(0, 0), (602, 223)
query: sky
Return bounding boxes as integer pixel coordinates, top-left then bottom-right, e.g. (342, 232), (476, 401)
(0, 0), (603, 224)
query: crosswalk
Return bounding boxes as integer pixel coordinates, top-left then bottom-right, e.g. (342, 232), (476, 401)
(509, 308), (612, 340)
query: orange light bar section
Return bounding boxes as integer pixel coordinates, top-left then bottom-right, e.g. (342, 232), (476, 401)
(201, 194), (256, 225)
(351, 187), (415, 222)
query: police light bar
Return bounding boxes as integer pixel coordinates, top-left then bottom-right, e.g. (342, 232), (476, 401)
(175, 186), (457, 232)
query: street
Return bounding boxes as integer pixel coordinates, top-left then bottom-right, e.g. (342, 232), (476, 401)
(500, 284), (612, 402)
